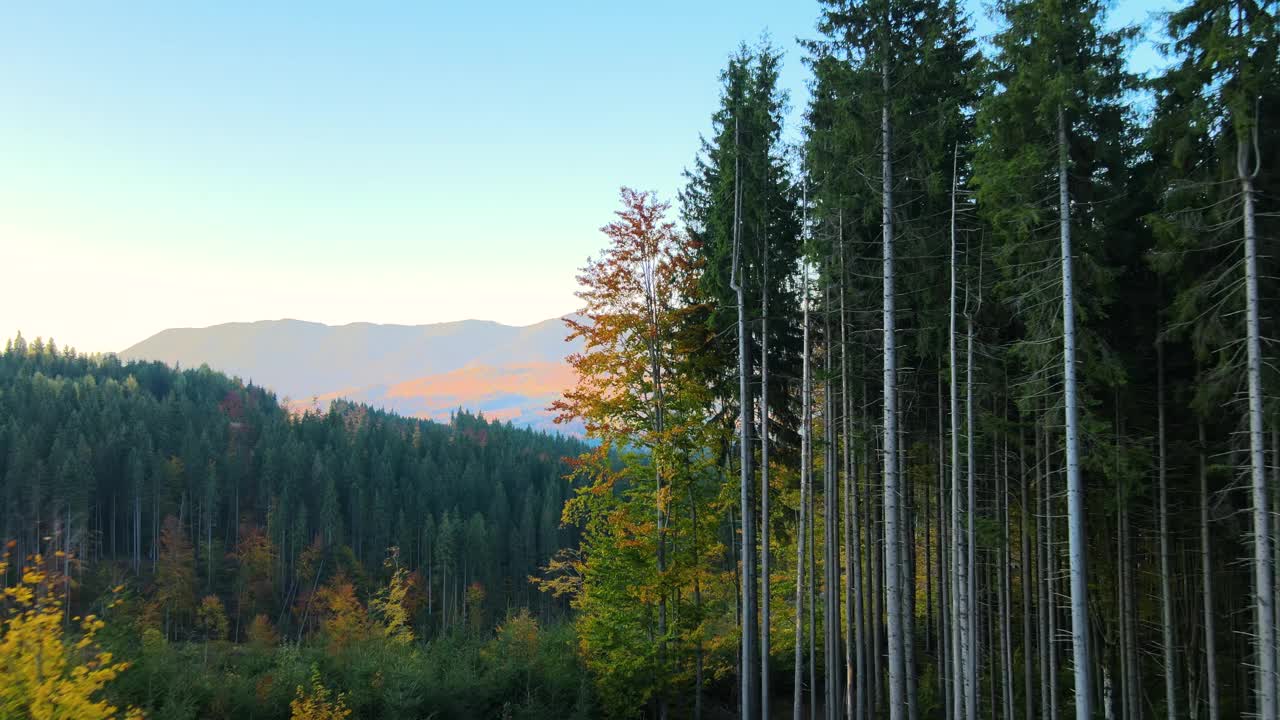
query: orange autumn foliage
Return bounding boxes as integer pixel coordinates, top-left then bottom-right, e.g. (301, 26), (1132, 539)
(314, 575), (369, 653)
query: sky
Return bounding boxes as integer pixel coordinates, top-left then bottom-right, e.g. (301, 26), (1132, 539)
(0, 0), (1173, 354)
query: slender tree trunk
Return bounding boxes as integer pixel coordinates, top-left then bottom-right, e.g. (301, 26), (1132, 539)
(881, 56), (906, 720)
(826, 269), (842, 720)
(940, 378), (953, 720)
(644, 234), (671, 720)
(134, 489), (141, 574)
(1199, 422), (1219, 720)
(1047, 420), (1060, 720)
(795, 258), (812, 720)
(1037, 419), (1051, 720)
(904, 464), (919, 720)
(949, 142), (968, 720)
(1117, 486), (1128, 720)
(842, 238), (866, 720)
(762, 218), (772, 720)
(732, 116), (757, 720)
(1057, 104), (1091, 720)
(811, 465), (819, 720)
(872, 434), (884, 716)
(965, 306), (978, 720)
(1124, 499), (1140, 720)
(1001, 426), (1015, 720)
(1157, 342), (1177, 720)
(1023, 425), (1036, 720)
(1240, 130), (1275, 720)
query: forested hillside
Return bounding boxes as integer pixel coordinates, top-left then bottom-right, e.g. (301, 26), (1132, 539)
(0, 337), (595, 717)
(2, 1), (1278, 719)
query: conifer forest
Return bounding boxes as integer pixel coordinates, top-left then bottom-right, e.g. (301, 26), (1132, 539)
(2, 1), (1279, 719)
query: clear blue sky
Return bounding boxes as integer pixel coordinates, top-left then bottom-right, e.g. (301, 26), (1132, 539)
(0, 0), (1172, 353)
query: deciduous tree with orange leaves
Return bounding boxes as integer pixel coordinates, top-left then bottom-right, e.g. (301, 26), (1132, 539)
(548, 188), (730, 717)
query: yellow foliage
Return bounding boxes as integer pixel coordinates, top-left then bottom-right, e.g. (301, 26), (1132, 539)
(314, 576), (368, 653)
(368, 550), (413, 645)
(195, 595), (229, 642)
(290, 667), (351, 720)
(0, 553), (144, 720)
(246, 614), (280, 649)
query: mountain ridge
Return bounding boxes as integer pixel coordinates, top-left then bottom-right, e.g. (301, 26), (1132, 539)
(119, 316), (582, 434)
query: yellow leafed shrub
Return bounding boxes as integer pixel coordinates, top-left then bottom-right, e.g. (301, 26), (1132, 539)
(0, 550), (144, 720)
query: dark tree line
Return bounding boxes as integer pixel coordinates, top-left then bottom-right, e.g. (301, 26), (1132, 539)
(0, 335), (590, 640)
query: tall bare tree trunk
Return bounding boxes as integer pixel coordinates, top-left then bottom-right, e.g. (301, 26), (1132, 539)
(762, 218), (772, 720)
(843, 237), (866, 720)
(904, 458), (919, 720)
(949, 143), (968, 720)
(940, 380), (953, 720)
(1036, 417), (1051, 720)
(795, 254), (812, 720)
(965, 303), (978, 720)
(881, 54), (906, 720)
(1047, 419), (1060, 720)
(1199, 422), (1219, 720)
(1058, 104), (1091, 720)
(1124, 498), (1140, 720)
(826, 268), (842, 720)
(732, 116), (757, 720)
(1001, 425), (1015, 720)
(1023, 425), (1036, 720)
(811, 466), (819, 720)
(1239, 124), (1275, 720)
(1157, 341), (1177, 720)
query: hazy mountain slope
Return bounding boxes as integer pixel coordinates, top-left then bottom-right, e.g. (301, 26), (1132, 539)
(119, 317), (581, 433)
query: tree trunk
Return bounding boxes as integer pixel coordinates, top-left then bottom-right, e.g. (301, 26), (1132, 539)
(1199, 422), (1218, 720)
(1240, 130), (1275, 720)
(825, 268), (842, 720)
(1047, 419), (1060, 720)
(1022, 425), (1036, 720)
(795, 256), (812, 720)
(1157, 341), (1177, 720)
(842, 236), (866, 720)
(1058, 103), (1091, 720)
(732, 115), (757, 720)
(949, 142), (968, 720)
(761, 211), (772, 720)
(881, 55), (907, 720)
(810, 464), (819, 720)
(904, 463), (919, 720)
(1037, 418), (1051, 720)
(1001, 426), (1015, 720)
(940, 378), (953, 720)
(1124, 499), (1141, 720)
(965, 306), (978, 720)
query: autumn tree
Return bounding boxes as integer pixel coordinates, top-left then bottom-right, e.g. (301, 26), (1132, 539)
(151, 514), (195, 640)
(0, 550), (143, 720)
(552, 188), (727, 717)
(290, 667), (351, 720)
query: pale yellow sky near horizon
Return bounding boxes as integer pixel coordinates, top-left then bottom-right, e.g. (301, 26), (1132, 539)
(1, 225), (582, 353)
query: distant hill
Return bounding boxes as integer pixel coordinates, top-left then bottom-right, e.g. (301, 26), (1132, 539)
(119, 317), (582, 433)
